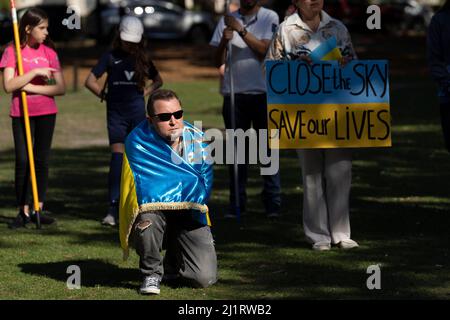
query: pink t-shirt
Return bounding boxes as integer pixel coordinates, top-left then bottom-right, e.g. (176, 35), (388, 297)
(0, 44), (61, 117)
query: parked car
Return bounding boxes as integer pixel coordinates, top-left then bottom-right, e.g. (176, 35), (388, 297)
(97, 0), (215, 44)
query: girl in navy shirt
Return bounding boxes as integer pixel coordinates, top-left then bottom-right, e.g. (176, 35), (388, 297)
(85, 16), (163, 226)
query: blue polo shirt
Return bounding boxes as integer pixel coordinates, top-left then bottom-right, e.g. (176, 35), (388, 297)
(92, 49), (159, 110)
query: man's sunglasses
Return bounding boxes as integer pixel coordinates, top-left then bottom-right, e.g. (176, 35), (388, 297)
(151, 110), (184, 122)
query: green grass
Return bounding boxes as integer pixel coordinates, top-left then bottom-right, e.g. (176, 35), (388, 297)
(1, 74), (450, 300)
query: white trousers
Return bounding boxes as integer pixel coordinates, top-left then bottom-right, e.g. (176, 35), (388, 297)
(297, 149), (352, 244)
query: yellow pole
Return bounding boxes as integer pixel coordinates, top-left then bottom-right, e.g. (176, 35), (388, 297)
(10, 0), (41, 228)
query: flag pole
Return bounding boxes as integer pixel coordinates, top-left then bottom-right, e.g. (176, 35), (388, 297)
(225, 0), (241, 222)
(10, 0), (41, 229)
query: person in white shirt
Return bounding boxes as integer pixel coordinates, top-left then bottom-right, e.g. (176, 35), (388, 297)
(210, 0), (282, 219)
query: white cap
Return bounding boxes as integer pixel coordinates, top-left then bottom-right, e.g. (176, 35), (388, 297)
(119, 16), (144, 43)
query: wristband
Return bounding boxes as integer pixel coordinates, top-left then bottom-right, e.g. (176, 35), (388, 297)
(238, 27), (248, 38)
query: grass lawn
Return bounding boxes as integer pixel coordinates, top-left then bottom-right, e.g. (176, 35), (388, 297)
(0, 74), (449, 300)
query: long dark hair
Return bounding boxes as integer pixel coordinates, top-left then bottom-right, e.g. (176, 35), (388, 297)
(112, 34), (151, 91)
(18, 8), (55, 49)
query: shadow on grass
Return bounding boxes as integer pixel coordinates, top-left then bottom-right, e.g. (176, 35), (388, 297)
(18, 259), (138, 290)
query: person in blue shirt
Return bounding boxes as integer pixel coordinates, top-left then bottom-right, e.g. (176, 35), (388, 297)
(85, 16), (163, 226)
(427, 0), (450, 152)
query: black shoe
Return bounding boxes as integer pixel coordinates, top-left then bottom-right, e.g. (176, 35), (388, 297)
(8, 211), (31, 229)
(30, 212), (56, 225)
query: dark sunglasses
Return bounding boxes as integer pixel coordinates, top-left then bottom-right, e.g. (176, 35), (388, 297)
(151, 110), (183, 122)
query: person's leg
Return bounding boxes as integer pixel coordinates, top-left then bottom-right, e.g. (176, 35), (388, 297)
(104, 110), (145, 225)
(133, 211), (166, 276)
(27, 115), (57, 225)
(103, 109), (127, 225)
(440, 102), (450, 152)
(12, 117), (32, 211)
(324, 149), (353, 245)
(132, 211), (167, 294)
(226, 164), (248, 215)
(162, 214), (182, 279)
(223, 95), (252, 215)
(33, 115), (56, 207)
(9, 117), (33, 228)
(297, 149), (331, 247)
(251, 94), (281, 216)
(169, 214), (217, 288)
(106, 144), (124, 221)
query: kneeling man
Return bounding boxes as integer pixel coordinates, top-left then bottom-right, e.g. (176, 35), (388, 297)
(119, 89), (217, 294)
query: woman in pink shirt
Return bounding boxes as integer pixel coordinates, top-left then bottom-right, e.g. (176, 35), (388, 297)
(0, 8), (66, 228)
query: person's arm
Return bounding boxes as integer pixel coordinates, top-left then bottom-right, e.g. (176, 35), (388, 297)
(22, 70), (66, 96)
(85, 52), (109, 99)
(85, 72), (103, 98)
(210, 16), (233, 68)
(427, 16), (450, 88)
(338, 25), (358, 68)
(2, 67), (57, 93)
(265, 26), (285, 61)
(214, 27), (233, 68)
(225, 15), (271, 60)
(144, 73), (163, 97)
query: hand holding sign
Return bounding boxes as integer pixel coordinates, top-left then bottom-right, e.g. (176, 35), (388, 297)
(296, 54), (313, 65)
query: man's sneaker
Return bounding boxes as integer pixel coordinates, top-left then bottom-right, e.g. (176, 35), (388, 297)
(312, 241), (331, 251)
(140, 275), (161, 295)
(338, 239), (359, 250)
(30, 212), (55, 225)
(8, 211), (30, 229)
(101, 213), (116, 226)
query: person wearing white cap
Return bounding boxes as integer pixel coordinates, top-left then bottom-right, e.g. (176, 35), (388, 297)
(85, 15), (163, 227)
(119, 15), (144, 43)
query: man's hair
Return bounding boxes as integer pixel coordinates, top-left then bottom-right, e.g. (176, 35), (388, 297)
(147, 89), (182, 116)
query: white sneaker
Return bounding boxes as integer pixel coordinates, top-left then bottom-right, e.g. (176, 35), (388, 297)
(140, 275), (161, 295)
(101, 214), (116, 226)
(312, 241), (331, 251)
(338, 239), (359, 250)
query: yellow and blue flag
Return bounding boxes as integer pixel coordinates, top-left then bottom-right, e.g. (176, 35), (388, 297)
(309, 36), (343, 62)
(119, 121), (213, 259)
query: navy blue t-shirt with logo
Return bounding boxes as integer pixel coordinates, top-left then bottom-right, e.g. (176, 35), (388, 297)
(91, 49), (159, 113)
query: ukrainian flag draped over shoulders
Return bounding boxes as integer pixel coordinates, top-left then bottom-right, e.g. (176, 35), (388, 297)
(119, 120), (213, 259)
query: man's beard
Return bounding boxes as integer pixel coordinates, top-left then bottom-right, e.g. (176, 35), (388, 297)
(169, 129), (183, 141)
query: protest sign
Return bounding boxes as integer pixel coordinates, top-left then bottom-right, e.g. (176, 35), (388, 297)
(265, 60), (391, 149)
